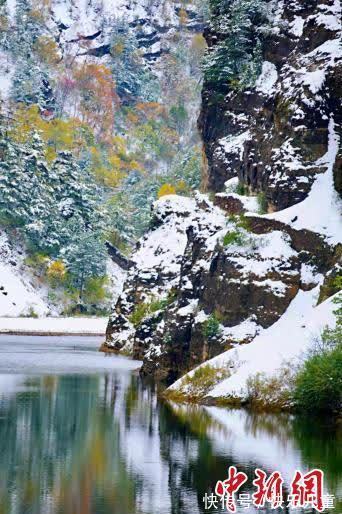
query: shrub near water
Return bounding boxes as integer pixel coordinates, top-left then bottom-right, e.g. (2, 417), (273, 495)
(294, 344), (342, 412)
(246, 365), (296, 411)
(182, 364), (230, 401)
(294, 292), (342, 413)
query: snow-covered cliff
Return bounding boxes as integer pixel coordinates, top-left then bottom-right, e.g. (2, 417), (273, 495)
(104, 0), (342, 399)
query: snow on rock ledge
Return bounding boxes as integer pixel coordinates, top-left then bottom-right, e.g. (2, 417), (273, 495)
(169, 289), (337, 402)
(104, 194), (219, 355)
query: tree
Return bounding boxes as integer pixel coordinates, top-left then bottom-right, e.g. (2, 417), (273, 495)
(0, 131), (50, 232)
(157, 183), (176, 198)
(294, 293), (342, 412)
(0, 120), (105, 257)
(73, 63), (118, 139)
(169, 102), (188, 134)
(47, 260), (67, 287)
(62, 221), (107, 304)
(11, 62), (55, 109)
(9, 0), (56, 110)
(33, 35), (60, 66)
(109, 20), (159, 102)
(203, 0), (267, 89)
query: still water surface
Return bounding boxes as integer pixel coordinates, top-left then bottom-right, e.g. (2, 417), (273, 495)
(0, 335), (340, 514)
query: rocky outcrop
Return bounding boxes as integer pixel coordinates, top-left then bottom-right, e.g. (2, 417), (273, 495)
(104, 191), (337, 382)
(199, 0), (342, 210)
(49, 0), (204, 67)
(105, 242), (133, 271)
(105, 195), (207, 354)
(103, 0), (342, 384)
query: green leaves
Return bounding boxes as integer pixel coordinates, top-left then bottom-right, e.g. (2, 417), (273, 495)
(294, 293), (342, 413)
(203, 314), (222, 340)
(294, 345), (342, 412)
(203, 0), (268, 90)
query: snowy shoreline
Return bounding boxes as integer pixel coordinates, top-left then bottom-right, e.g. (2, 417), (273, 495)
(0, 317), (107, 336)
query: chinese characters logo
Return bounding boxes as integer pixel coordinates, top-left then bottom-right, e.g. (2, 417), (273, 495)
(203, 466), (335, 512)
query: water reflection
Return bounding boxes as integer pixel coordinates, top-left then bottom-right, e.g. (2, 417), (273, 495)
(0, 363), (340, 513)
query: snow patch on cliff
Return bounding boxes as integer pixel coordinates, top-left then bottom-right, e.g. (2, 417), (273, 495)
(169, 288), (337, 401)
(266, 118), (342, 244)
(133, 195), (196, 285)
(256, 61), (278, 95)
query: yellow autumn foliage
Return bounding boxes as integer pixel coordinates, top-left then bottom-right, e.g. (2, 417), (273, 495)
(33, 36), (60, 66)
(47, 260), (66, 285)
(178, 8), (188, 25)
(157, 183), (176, 198)
(9, 105), (90, 161)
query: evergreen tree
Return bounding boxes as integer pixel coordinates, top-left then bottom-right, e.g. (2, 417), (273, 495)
(9, 0), (55, 109)
(0, 127), (105, 256)
(62, 218), (107, 303)
(11, 62), (53, 108)
(203, 0), (268, 89)
(0, 1), (10, 51)
(110, 20), (159, 102)
(0, 131), (49, 231)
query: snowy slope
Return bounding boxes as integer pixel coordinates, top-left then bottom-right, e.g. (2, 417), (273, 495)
(0, 233), (50, 317)
(264, 118), (342, 244)
(0, 262), (49, 317)
(169, 289), (338, 401)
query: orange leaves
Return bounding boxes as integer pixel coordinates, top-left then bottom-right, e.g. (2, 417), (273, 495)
(72, 63), (119, 140)
(135, 102), (167, 121)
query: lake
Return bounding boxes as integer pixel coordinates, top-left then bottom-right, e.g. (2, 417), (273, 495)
(0, 335), (340, 514)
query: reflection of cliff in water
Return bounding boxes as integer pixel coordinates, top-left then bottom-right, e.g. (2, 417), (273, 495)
(0, 372), (340, 514)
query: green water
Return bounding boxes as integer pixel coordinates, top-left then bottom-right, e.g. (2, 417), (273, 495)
(0, 336), (340, 514)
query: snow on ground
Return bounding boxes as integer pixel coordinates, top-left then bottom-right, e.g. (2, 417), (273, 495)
(264, 117), (342, 244)
(0, 232), (53, 317)
(0, 261), (49, 317)
(0, 317), (107, 335)
(169, 287), (337, 400)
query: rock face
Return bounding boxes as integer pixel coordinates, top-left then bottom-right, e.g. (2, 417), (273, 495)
(50, 0), (203, 65)
(104, 0), (342, 383)
(0, 0), (204, 106)
(199, 0), (342, 210)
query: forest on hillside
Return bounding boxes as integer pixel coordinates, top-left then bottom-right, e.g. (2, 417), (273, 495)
(0, 0), (207, 314)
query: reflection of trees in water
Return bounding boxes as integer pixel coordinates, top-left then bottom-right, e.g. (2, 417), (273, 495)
(0, 373), (339, 514)
(292, 416), (342, 498)
(243, 411), (294, 444)
(158, 402), (256, 514)
(0, 374), (143, 514)
(159, 403), (341, 514)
